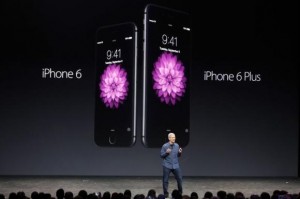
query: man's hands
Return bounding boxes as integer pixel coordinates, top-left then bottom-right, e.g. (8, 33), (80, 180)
(166, 148), (172, 153)
(166, 147), (182, 154)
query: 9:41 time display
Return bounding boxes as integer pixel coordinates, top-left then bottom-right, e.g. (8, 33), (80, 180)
(162, 34), (178, 47)
(106, 49), (121, 60)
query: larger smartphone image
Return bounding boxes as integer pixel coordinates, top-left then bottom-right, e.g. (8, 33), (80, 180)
(142, 4), (191, 148)
(94, 22), (137, 147)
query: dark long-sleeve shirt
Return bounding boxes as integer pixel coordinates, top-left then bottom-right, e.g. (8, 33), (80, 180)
(160, 142), (181, 169)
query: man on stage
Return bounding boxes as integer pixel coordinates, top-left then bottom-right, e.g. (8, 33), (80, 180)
(160, 132), (183, 198)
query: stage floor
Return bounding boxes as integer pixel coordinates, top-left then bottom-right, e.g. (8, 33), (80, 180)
(0, 176), (299, 198)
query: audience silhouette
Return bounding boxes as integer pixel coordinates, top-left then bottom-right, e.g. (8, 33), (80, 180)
(1, 188), (299, 199)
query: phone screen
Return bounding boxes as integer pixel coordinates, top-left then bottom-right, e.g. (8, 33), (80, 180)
(143, 4), (191, 147)
(94, 22), (137, 147)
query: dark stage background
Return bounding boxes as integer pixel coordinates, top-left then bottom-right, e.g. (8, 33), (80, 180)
(0, 0), (298, 176)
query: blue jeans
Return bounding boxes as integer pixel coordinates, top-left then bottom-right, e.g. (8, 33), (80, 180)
(163, 166), (182, 196)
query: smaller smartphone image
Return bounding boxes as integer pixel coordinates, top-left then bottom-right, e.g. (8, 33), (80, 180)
(94, 22), (137, 147)
(142, 4), (191, 148)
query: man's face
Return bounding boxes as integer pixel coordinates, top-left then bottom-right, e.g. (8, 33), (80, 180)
(169, 134), (176, 144)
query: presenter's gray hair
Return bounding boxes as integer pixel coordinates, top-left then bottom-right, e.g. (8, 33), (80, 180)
(168, 132), (175, 138)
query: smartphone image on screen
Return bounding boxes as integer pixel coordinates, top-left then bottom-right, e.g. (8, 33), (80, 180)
(94, 22), (137, 147)
(142, 4), (191, 148)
